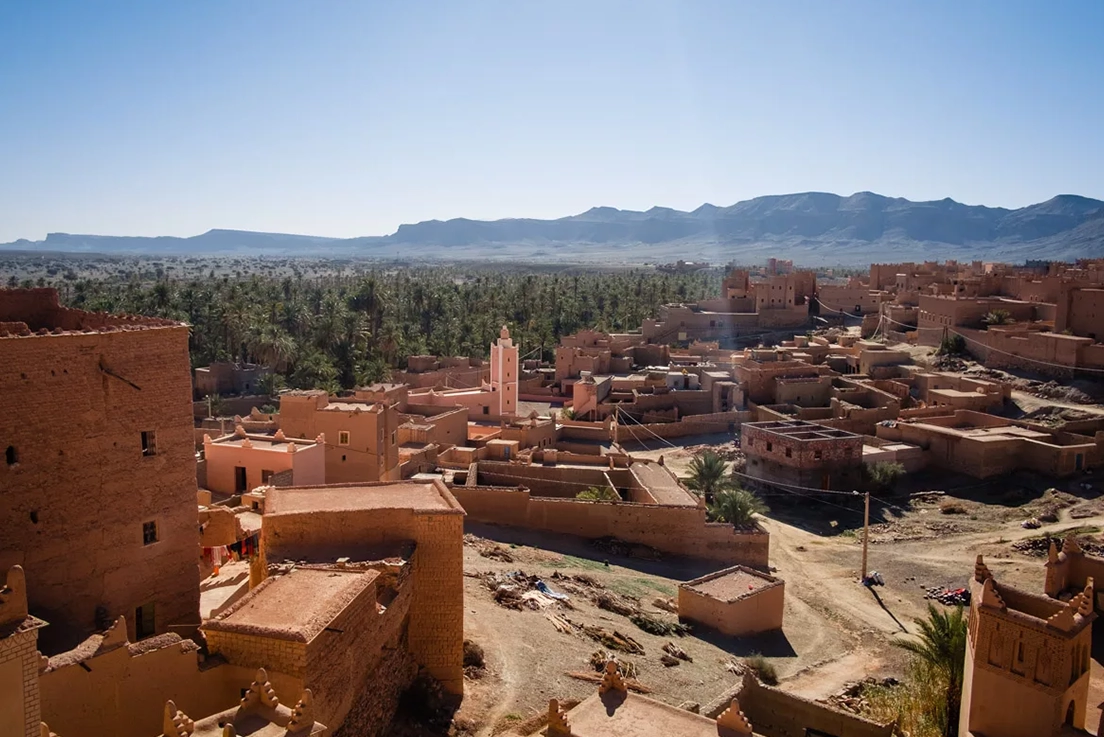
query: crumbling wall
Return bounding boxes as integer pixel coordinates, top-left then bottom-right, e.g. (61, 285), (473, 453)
(261, 506), (465, 694)
(39, 633), (247, 737)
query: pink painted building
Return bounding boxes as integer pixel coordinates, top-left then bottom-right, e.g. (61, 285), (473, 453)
(203, 429), (325, 495)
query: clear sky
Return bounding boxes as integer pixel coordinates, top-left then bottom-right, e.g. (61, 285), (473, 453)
(1, 1), (1102, 242)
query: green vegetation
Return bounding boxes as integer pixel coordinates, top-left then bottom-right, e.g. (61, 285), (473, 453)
(576, 486), (621, 502)
(57, 263), (718, 391)
(889, 604), (968, 737)
(685, 450), (731, 503)
(707, 488), (768, 527)
(936, 333), (966, 356)
(743, 653), (778, 685)
(982, 309), (1013, 327)
(865, 461), (905, 491)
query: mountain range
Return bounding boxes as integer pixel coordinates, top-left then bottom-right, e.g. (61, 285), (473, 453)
(4, 191), (1103, 265)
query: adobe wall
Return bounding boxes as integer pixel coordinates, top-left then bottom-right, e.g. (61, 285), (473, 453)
(304, 567), (416, 731)
(279, 395), (400, 483)
(678, 579), (784, 637)
(39, 632), (248, 737)
(261, 503), (465, 694)
(203, 439), (325, 495)
(721, 675), (895, 737)
(449, 486), (769, 567)
(0, 628), (42, 737)
(406, 404), (468, 448)
(0, 300), (200, 646)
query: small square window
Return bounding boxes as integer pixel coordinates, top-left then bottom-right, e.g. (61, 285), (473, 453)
(766, 442), (772, 452)
(142, 520), (158, 545)
(785, 448), (792, 458)
(338, 431), (350, 446)
(141, 430), (157, 457)
(5, 445), (17, 466)
(261, 469), (274, 483)
(482, 407), (489, 415)
(814, 450), (822, 461)
(391, 431), (397, 446)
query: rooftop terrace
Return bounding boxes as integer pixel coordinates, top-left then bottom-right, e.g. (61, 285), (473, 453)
(266, 480), (464, 516)
(203, 567), (378, 643)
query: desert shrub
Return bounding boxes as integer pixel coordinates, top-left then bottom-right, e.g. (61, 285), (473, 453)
(939, 500), (967, 515)
(744, 653), (778, 685)
(462, 640), (485, 669)
(936, 334), (966, 356)
(866, 461), (905, 491)
(576, 486), (620, 502)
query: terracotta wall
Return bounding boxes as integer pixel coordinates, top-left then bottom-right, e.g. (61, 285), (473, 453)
(40, 635), (249, 737)
(732, 676), (895, 737)
(0, 316), (200, 646)
(0, 628), (41, 737)
(279, 395), (400, 483)
(204, 440), (324, 495)
(450, 486), (769, 566)
(261, 504), (465, 693)
(678, 581), (784, 636)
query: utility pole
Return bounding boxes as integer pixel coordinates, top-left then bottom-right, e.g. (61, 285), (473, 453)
(861, 490), (871, 582)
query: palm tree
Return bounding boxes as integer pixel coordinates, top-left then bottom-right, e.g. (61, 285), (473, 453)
(982, 309), (1013, 327)
(894, 604), (967, 737)
(685, 450), (730, 503)
(708, 488), (768, 527)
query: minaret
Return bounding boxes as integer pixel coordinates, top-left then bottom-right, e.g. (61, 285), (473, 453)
(490, 325), (518, 416)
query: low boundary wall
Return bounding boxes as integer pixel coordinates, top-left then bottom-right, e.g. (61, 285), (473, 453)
(449, 485), (769, 566)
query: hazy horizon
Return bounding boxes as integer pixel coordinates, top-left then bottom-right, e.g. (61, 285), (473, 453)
(2, 1), (1102, 242)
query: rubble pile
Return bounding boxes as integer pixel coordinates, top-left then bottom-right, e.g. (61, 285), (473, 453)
(824, 677), (900, 715)
(923, 586), (971, 605)
(1012, 535), (1104, 557)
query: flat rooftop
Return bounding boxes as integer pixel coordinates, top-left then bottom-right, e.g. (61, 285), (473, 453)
(266, 481), (464, 515)
(203, 567), (378, 643)
(629, 462), (697, 506)
(683, 565), (782, 602)
(321, 400), (383, 412)
(744, 419), (860, 441)
(566, 691), (726, 737)
(209, 434), (318, 451)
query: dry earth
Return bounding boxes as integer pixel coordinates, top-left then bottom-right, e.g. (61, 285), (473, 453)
(450, 475), (1104, 736)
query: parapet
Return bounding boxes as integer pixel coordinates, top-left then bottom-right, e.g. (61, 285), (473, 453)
(0, 288), (182, 338)
(159, 669), (326, 736)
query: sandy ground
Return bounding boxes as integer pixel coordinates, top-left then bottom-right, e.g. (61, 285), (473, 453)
(451, 477), (1104, 736)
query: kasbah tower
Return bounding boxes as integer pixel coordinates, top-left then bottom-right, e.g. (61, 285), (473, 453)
(0, 289), (200, 650)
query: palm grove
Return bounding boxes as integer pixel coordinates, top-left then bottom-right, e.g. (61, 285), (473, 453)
(56, 263), (718, 393)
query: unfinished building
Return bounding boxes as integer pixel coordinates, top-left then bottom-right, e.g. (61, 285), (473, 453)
(742, 420), (865, 490)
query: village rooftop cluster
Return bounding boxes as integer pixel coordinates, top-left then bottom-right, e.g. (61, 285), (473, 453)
(3, 257), (1104, 737)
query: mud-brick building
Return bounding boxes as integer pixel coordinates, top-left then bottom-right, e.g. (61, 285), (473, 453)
(259, 480), (466, 695)
(0, 288), (200, 650)
(742, 419), (864, 490)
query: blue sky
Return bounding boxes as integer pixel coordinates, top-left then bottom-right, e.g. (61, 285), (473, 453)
(1, 1), (1102, 241)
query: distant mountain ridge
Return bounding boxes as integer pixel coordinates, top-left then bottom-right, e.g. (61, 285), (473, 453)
(4, 192), (1103, 265)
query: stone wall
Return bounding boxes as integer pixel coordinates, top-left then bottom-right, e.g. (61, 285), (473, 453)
(0, 289), (200, 647)
(450, 486), (769, 567)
